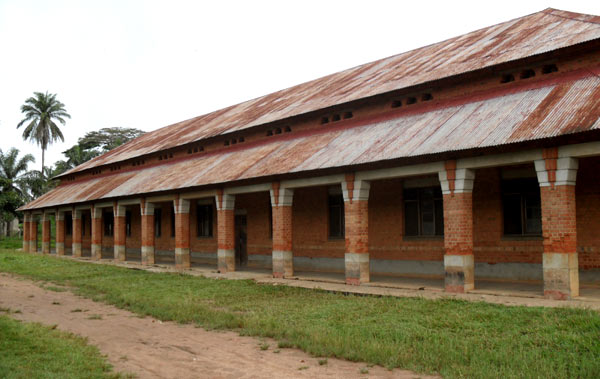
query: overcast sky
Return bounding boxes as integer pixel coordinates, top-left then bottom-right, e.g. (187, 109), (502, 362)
(1, 0), (598, 172)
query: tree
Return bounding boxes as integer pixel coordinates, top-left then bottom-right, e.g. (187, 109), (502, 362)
(0, 148), (35, 197)
(0, 148), (35, 236)
(51, 127), (145, 177)
(78, 127), (145, 153)
(17, 91), (71, 175)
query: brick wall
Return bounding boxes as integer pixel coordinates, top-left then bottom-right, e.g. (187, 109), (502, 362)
(576, 157), (600, 269)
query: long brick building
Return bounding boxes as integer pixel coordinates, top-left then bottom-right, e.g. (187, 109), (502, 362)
(19, 9), (600, 300)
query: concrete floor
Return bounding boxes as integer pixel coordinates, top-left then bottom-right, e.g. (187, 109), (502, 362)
(40, 251), (600, 310)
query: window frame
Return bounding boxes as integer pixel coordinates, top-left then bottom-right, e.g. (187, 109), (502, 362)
(328, 192), (345, 239)
(501, 178), (542, 237)
(196, 203), (213, 238)
(403, 186), (444, 238)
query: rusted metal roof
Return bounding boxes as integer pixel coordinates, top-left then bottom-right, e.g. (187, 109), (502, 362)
(62, 8), (600, 176)
(22, 72), (600, 210)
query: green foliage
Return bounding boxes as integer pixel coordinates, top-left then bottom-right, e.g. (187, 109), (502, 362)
(0, 314), (117, 378)
(2, 251), (600, 378)
(51, 127), (145, 177)
(17, 91), (70, 175)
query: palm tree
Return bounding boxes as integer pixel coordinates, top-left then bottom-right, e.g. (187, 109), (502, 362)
(0, 148), (35, 196)
(17, 91), (70, 176)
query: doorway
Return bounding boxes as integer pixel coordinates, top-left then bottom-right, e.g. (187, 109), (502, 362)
(235, 215), (247, 267)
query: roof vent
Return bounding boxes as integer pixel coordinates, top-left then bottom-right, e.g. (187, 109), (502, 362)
(501, 74), (515, 83)
(421, 93), (433, 101)
(284, 126), (292, 132)
(541, 64), (558, 74)
(332, 114), (341, 122)
(520, 69), (535, 79)
(343, 111), (353, 119)
(321, 117), (329, 125)
(391, 100), (402, 108)
(406, 97), (417, 105)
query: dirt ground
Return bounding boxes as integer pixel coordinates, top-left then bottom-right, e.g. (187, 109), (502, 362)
(0, 273), (435, 379)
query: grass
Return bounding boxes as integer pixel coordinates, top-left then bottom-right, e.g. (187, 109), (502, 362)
(1, 250), (600, 378)
(0, 314), (118, 378)
(0, 236), (23, 250)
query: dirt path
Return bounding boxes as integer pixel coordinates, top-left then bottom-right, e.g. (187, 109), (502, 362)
(0, 273), (434, 379)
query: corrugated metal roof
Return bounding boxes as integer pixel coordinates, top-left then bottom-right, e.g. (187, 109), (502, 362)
(22, 73), (600, 210)
(62, 8), (600, 175)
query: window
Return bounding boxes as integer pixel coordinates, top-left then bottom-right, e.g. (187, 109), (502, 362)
(502, 178), (541, 236)
(196, 204), (213, 237)
(154, 208), (162, 237)
(103, 212), (114, 236)
(170, 207), (175, 237)
(125, 210), (132, 237)
(65, 214), (72, 236)
(328, 192), (345, 239)
(404, 187), (444, 237)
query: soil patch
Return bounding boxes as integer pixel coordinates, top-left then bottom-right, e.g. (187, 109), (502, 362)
(0, 273), (434, 378)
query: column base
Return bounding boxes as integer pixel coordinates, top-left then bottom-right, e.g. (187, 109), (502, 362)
(56, 242), (65, 256)
(114, 245), (126, 261)
(91, 244), (101, 260)
(444, 254), (474, 293)
(72, 243), (82, 257)
(543, 253), (579, 300)
(42, 242), (50, 254)
(22, 241), (30, 253)
(141, 246), (155, 265)
(218, 249), (235, 273)
(175, 248), (190, 269)
(272, 250), (293, 278)
(345, 253), (369, 285)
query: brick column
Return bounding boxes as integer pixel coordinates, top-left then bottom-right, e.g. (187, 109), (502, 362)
(342, 174), (370, 285)
(72, 209), (82, 257)
(173, 197), (191, 269)
(141, 199), (155, 265)
(439, 162), (475, 293)
(535, 149), (579, 299)
(91, 206), (102, 260)
(270, 182), (294, 278)
(56, 210), (65, 256)
(30, 216), (38, 253)
(114, 204), (126, 261)
(216, 190), (235, 273)
(22, 213), (30, 252)
(41, 213), (51, 254)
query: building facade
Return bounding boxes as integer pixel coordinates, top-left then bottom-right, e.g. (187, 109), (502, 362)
(19, 9), (600, 300)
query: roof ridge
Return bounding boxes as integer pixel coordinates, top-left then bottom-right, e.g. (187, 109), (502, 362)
(542, 7), (600, 25)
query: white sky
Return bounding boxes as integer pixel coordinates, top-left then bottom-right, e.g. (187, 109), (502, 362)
(1, 0), (599, 172)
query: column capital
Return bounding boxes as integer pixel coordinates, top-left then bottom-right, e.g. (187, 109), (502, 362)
(439, 161), (475, 195)
(55, 209), (65, 220)
(270, 182), (293, 207)
(173, 197), (190, 214)
(341, 174), (370, 203)
(535, 156), (578, 187)
(141, 199), (155, 216)
(215, 190), (235, 211)
(113, 203), (126, 217)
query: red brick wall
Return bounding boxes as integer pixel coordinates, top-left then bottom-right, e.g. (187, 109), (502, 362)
(235, 192), (271, 256)
(189, 200), (218, 253)
(472, 168), (544, 264)
(292, 186), (345, 258)
(217, 209), (235, 250)
(345, 200), (369, 254)
(443, 192), (473, 255)
(576, 157), (600, 269)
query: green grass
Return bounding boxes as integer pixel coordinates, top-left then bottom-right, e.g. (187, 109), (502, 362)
(0, 314), (118, 378)
(1, 250), (600, 378)
(0, 236), (23, 250)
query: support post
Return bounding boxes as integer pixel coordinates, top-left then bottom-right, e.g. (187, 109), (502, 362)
(536, 148), (579, 299)
(439, 162), (475, 293)
(41, 213), (51, 254)
(72, 209), (82, 257)
(173, 197), (190, 269)
(30, 216), (38, 253)
(270, 183), (294, 278)
(91, 206), (102, 260)
(141, 199), (156, 265)
(114, 204), (126, 261)
(22, 213), (30, 252)
(342, 174), (370, 285)
(216, 190), (235, 273)
(56, 210), (65, 256)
